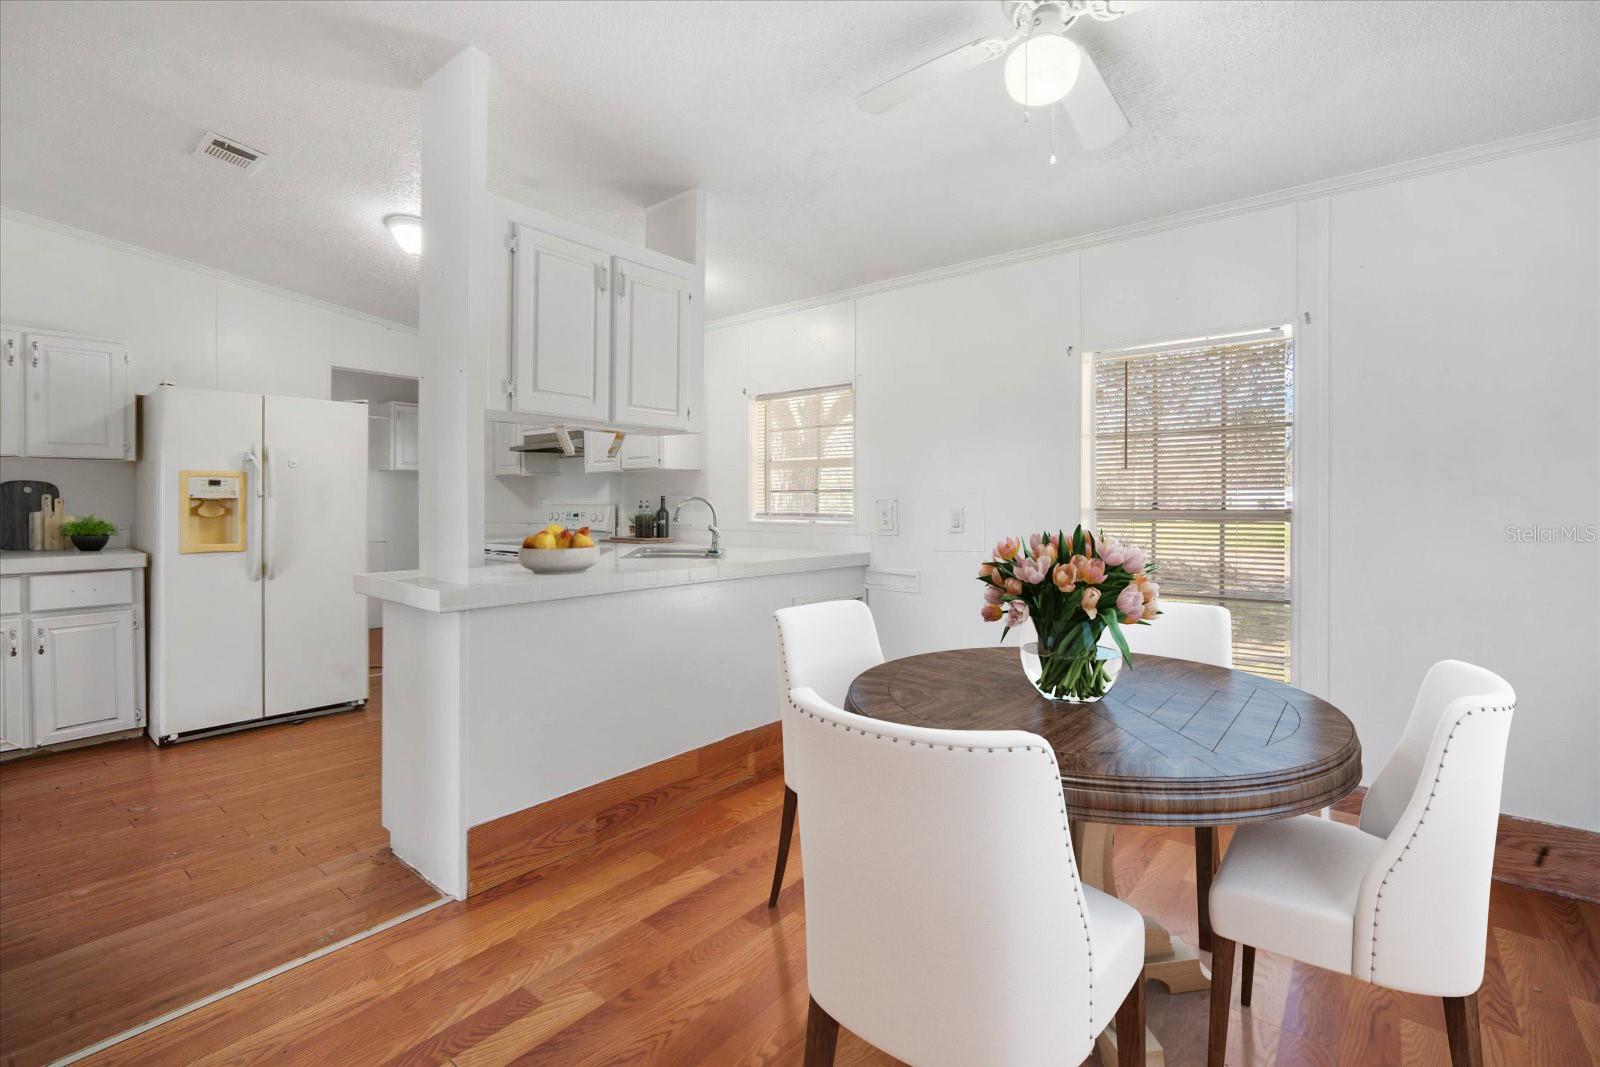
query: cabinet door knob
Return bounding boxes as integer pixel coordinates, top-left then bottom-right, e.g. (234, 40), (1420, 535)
(30, 339), (40, 368)
(36, 627), (46, 655)
(595, 264), (609, 293)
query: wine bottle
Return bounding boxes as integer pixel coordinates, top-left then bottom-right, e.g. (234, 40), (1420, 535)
(655, 495), (670, 539)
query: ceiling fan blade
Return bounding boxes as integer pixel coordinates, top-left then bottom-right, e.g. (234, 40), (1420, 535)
(1059, 50), (1130, 150)
(857, 36), (1008, 114)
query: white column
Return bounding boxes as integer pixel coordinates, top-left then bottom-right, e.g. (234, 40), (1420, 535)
(382, 45), (492, 899)
(418, 46), (490, 582)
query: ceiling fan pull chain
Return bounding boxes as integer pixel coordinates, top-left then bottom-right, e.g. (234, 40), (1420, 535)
(1050, 105), (1059, 166)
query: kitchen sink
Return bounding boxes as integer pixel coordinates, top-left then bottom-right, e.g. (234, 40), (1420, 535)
(624, 546), (725, 559)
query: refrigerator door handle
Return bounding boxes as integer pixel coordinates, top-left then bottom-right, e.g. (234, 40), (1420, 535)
(243, 447), (264, 581)
(263, 446), (277, 580)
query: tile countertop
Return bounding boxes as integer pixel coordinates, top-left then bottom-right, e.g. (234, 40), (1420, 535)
(354, 545), (871, 613)
(0, 548), (149, 575)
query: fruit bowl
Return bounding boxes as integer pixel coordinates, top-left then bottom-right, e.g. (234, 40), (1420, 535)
(518, 545), (602, 574)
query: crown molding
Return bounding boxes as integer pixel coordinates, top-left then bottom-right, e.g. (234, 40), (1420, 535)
(0, 206), (418, 335)
(708, 117), (1600, 331)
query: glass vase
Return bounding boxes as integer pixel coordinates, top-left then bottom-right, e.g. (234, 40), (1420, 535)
(1019, 642), (1123, 703)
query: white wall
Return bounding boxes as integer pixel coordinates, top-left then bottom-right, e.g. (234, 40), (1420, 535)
(1325, 138), (1599, 832)
(0, 210), (419, 543)
(695, 139), (1599, 833)
(332, 369), (421, 626)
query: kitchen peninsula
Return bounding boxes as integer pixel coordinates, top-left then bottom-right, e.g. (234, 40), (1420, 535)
(356, 543), (868, 897)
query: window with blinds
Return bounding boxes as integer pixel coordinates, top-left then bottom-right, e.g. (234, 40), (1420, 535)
(749, 384), (855, 521)
(1092, 330), (1294, 681)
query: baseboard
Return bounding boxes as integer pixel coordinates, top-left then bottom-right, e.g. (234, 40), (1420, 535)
(466, 722), (783, 896)
(1334, 787), (1600, 903)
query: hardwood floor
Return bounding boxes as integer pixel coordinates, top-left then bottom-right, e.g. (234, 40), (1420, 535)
(0, 660), (439, 1067)
(74, 760), (1600, 1065)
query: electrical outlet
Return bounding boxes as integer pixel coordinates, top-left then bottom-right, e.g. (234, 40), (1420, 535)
(875, 499), (899, 536)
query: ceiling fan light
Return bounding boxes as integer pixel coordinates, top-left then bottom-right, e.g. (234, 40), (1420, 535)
(384, 213), (422, 255)
(1003, 34), (1083, 107)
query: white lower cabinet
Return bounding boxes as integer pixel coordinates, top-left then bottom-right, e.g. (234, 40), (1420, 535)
(0, 561), (146, 753)
(1, 615), (28, 751)
(30, 608), (139, 746)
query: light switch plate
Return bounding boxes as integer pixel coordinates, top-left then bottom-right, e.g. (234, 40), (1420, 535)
(875, 498), (899, 536)
(931, 493), (984, 553)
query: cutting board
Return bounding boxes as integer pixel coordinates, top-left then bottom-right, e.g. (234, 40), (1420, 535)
(0, 480), (60, 551)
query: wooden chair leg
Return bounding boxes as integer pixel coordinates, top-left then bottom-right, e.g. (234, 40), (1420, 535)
(1240, 944), (1255, 1007)
(804, 996), (840, 1067)
(1195, 826), (1218, 951)
(1208, 935), (1236, 1067)
(768, 785), (797, 908)
(1443, 992), (1483, 1067)
(1115, 968), (1146, 1067)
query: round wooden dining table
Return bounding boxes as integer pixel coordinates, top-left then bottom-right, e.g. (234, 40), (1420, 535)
(844, 646), (1363, 1066)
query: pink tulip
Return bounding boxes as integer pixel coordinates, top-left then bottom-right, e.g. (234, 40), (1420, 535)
(1028, 533), (1046, 557)
(1099, 539), (1131, 567)
(1081, 587), (1100, 620)
(1115, 584), (1144, 618)
(1014, 556), (1050, 585)
(1004, 599), (1029, 627)
(1123, 547), (1148, 574)
(983, 584), (1004, 605)
(994, 537), (1021, 561)
(981, 603), (1003, 622)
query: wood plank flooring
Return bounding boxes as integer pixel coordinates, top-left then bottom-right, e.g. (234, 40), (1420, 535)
(75, 761), (1600, 1065)
(0, 653), (439, 1067)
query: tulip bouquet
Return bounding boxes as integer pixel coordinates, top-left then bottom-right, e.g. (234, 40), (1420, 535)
(979, 525), (1160, 701)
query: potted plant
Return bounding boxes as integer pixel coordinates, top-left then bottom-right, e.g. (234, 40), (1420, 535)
(979, 524), (1160, 702)
(61, 516), (116, 552)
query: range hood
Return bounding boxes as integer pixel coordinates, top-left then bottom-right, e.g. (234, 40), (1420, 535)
(510, 426), (625, 460)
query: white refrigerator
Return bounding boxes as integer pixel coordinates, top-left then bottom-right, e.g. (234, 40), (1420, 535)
(136, 386), (368, 740)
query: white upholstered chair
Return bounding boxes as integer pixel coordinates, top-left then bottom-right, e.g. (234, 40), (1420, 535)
(786, 686), (1149, 1067)
(769, 600), (884, 908)
(1104, 600), (1234, 951)
(1207, 660), (1516, 1067)
(1105, 600), (1233, 669)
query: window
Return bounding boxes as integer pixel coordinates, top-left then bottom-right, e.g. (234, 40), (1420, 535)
(749, 384), (855, 521)
(1091, 329), (1294, 681)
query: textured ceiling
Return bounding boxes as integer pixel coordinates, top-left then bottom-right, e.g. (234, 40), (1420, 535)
(2, 1), (1597, 325)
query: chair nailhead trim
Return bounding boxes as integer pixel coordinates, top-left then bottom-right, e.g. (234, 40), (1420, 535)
(1366, 703), (1513, 981)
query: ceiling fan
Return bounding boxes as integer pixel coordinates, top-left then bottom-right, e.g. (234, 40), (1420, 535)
(857, 0), (1144, 152)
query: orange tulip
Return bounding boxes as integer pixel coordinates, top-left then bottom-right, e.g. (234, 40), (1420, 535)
(1004, 578), (1023, 596)
(981, 603), (1003, 622)
(1081, 587), (1100, 619)
(1053, 561), (1078, 592)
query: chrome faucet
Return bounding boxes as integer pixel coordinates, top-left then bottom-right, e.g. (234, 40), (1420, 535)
(672, 496), (724, 557)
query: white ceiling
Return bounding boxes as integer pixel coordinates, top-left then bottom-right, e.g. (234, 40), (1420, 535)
(3, 1), (1597, 324)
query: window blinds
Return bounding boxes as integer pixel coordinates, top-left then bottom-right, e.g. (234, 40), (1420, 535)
(1092, 332), (1294, 681)
(749, 385), (855, 521)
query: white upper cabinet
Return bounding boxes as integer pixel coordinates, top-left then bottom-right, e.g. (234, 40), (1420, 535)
(18, 330), (131, 459)
(368, 401), (419, 472)
(0, 330), (22, 458)
(612, 259), (693, 431)
(511, 226), (612, 422)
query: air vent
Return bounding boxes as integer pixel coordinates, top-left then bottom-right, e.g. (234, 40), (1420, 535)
(194, 132), (267, 174)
